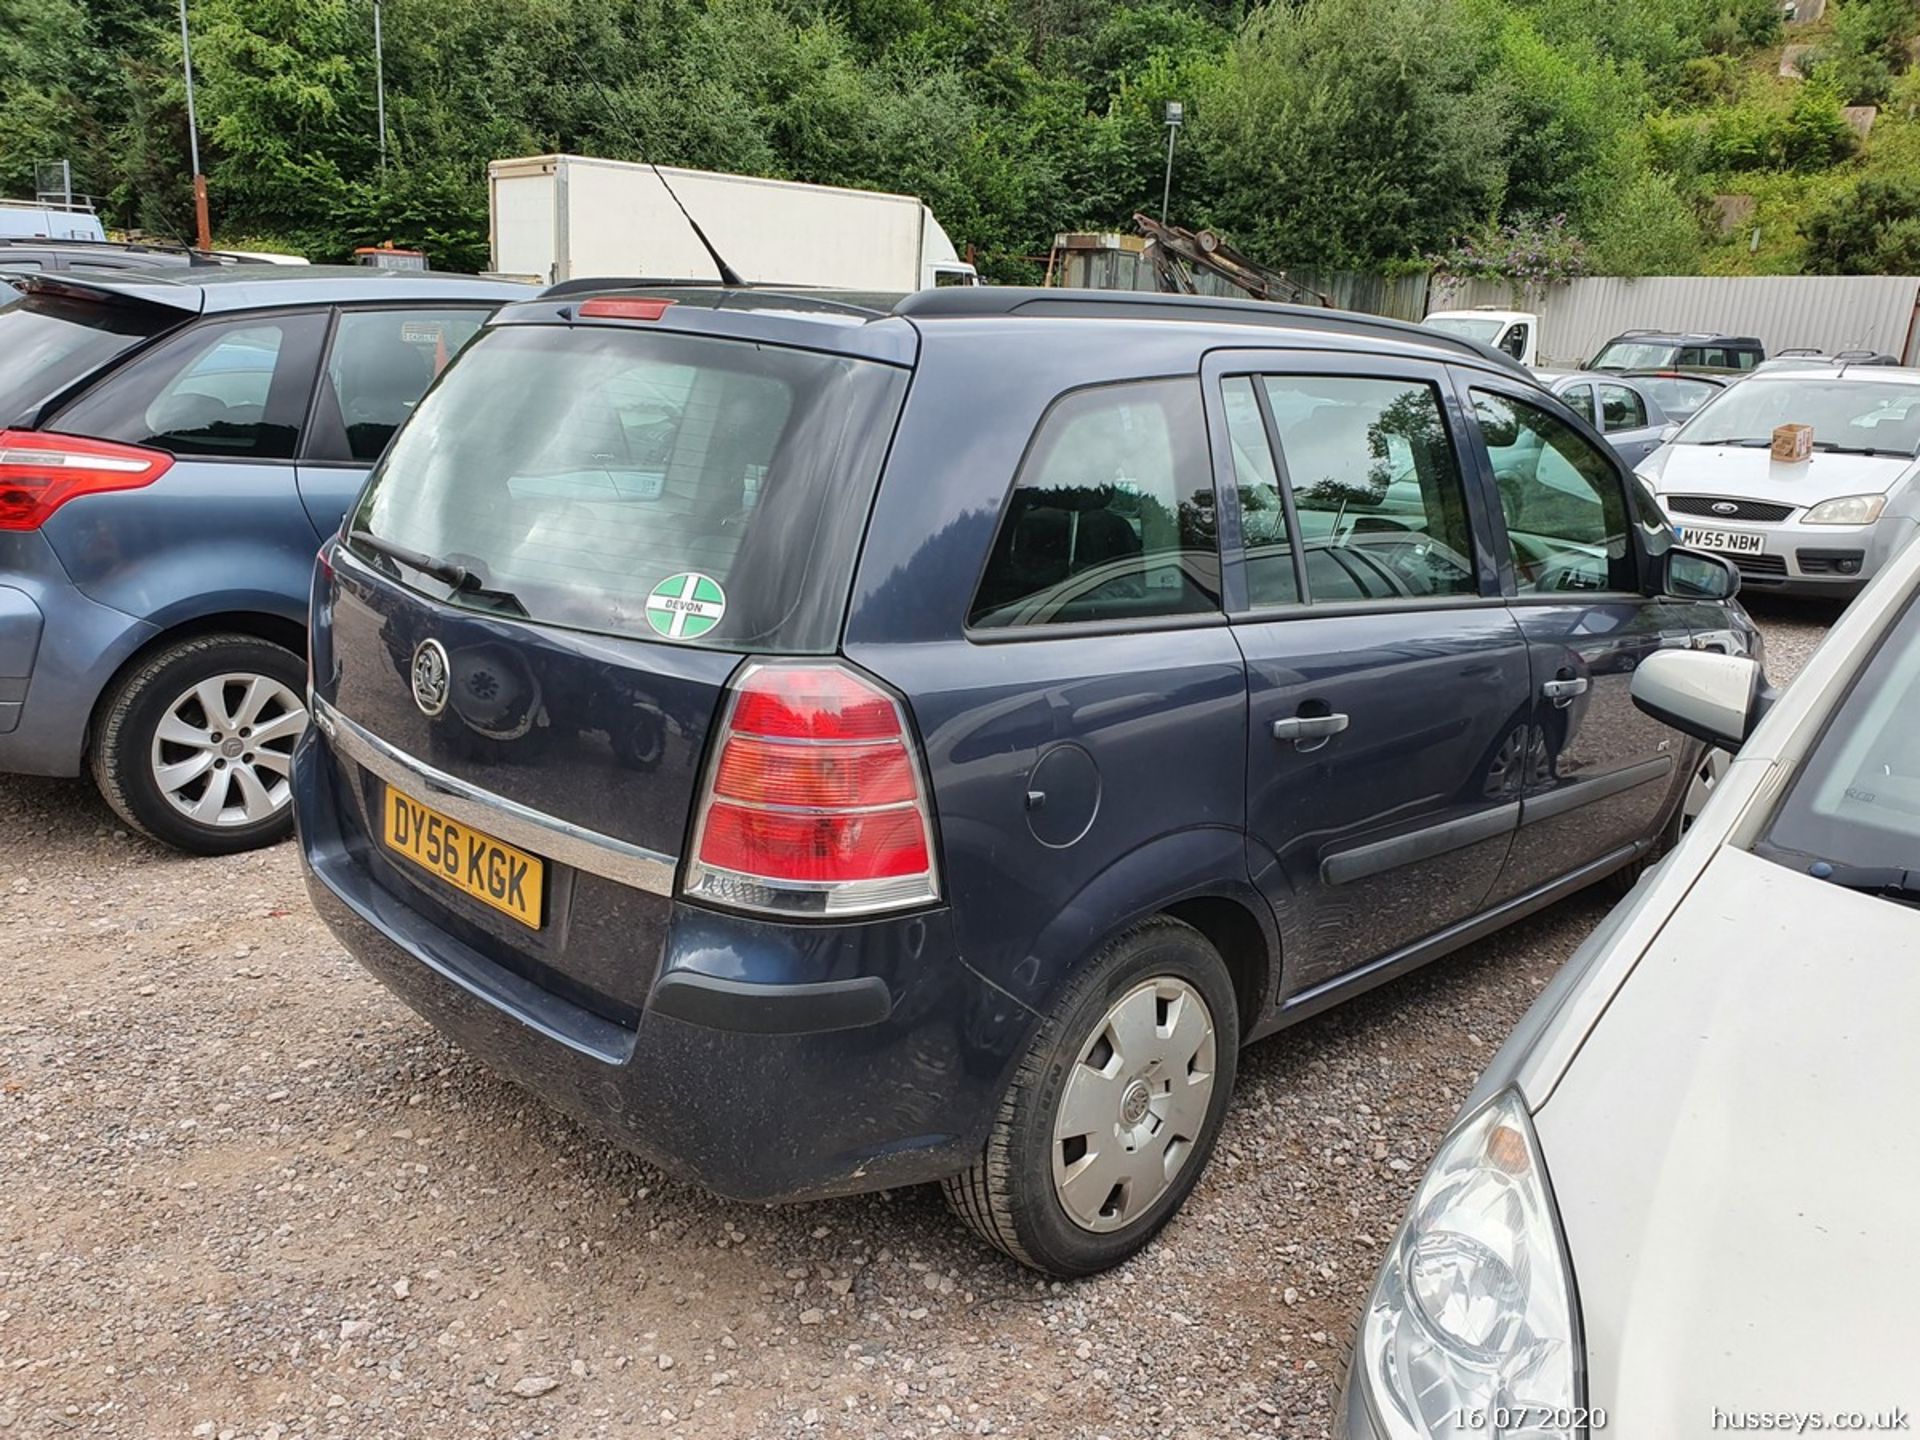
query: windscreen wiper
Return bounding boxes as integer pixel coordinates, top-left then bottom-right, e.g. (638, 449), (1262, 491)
(1810, 442), (1912, 457)
(1806, 859), (1920, 908)
(347, 530), (529, 617)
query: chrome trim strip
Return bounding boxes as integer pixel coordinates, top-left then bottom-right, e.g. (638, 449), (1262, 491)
(311, 697), (678, 897)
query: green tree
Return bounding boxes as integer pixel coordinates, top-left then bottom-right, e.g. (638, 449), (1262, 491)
(1199, 0), (1510, 268)
(0, 0), (92, 198)
(1804, 175), (1920, 272)
(1777, 84), (1859, 171)
(1586, 170), (1703, 274)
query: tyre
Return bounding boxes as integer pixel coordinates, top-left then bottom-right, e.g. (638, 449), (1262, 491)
(943, 916), (1240, 1276)
(91, 633), (309, 856)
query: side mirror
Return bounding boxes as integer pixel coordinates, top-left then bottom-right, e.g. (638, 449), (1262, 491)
(1631, 649), (1765, 749)
(1658, 424), (1680, 443)
(1662, 546), (1741, 600)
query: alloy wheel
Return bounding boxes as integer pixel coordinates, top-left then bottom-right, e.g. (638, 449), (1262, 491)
(149, 672), (308, 828)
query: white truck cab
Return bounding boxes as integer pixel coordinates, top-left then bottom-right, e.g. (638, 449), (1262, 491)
(1421, 306), (1538, 367)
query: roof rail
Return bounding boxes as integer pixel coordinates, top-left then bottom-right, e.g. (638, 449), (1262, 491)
(0, 234), (234, 266)
(893, 286), (1529, 372)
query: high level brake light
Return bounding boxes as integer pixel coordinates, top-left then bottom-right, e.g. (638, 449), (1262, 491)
(0, 430), (173, 531)
(578, 297), (676, 321)
(684, 661), (941, 917)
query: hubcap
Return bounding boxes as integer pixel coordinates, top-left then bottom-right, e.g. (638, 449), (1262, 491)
(1681, 747), (1731, 832)
(1052, 976), (1217, 1234)
(150, 672), (308, 829)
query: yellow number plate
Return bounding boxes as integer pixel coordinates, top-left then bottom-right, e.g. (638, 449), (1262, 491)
(382, 786), (545, 929)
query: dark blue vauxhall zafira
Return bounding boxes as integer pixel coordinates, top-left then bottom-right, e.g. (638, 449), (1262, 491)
(293, 284), (1759, 1276)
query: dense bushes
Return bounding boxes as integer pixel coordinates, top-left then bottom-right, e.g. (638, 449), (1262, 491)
(1805, 175), (1920, 271)
(0, 0), (1915, 277)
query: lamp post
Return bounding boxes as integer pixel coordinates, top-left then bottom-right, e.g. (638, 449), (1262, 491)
(373, 0), (388, 171)
(177, 0), (212, 251)
(1160, 99), (1184, 228)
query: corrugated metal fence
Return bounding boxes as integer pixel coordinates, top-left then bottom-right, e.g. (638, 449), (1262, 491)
(1287, 269), (1432, 321)
(1063, 259), (1920, 365)
(1352, 274), (1920, 366)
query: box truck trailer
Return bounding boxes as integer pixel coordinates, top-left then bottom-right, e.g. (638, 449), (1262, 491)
(488, 154), (979, 291)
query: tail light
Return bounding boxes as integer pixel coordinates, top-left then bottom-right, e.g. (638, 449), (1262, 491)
(684, 661), (940, 917)
(0, 430), (173, 531)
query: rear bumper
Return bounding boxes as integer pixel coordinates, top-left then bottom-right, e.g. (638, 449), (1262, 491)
(0, 533), (155, 775)
(294, 727), (1028, 1204)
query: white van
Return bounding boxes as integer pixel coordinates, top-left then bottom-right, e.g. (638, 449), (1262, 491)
(0, 199), (107, 243)
(1421, 307), (1539, 367)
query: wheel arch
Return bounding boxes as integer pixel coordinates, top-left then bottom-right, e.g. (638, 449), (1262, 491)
(1161, 893), (1277, 1039)
(86, 610), (307, 746)
(987, 826), (1282, 1050)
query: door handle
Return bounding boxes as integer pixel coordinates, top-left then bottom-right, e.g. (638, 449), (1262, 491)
(1272, 713), (1349, 743)
(1542, 677), (1589, 706)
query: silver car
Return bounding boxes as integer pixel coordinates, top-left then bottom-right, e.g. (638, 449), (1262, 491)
(1538, 371), (1685, 468)
(1336, 535), (1920, 1439)
(1637, 366), (1920, 597)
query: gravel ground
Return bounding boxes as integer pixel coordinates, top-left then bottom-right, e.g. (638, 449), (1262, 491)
(0, 600), (1834, 1440)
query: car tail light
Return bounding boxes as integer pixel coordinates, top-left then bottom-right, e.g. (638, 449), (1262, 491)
(684, 661), (940, 917)
(0, 429), (173, 531)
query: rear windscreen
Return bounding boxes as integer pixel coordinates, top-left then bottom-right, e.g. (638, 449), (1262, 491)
(348, 324), (907, 654)
(0, 292), (172, 427)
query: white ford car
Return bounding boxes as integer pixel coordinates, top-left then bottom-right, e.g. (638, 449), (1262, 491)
(1636, 366), (1920, 597)
(1335, 530), (1920, 1439)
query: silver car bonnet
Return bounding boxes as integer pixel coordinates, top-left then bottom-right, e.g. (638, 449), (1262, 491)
(1639, 442), (1917, 506)
(1535, 843), (1920, 1420)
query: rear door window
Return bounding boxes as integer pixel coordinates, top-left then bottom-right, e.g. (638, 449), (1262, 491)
(1599, 383), (1648, 430)
(1256, 374), (1479, 603)
(970, 379), (1220, 629)
(54, 311), (328, 460)
(307, 307), (491, 462)
(350, 324), (907, 654)
(0, 291), (173, 428)
(1560, 383), (1595, 423)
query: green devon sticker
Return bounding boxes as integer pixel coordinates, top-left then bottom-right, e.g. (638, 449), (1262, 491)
(645, 572), (727, 640)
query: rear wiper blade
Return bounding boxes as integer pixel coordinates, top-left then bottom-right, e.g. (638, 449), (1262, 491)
(347, 529), (529, 616)
(1807, 860), (1920, 907)
(350, 529), (472, 588)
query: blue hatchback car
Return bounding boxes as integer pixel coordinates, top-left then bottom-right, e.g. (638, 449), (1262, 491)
(295, 285), (1759, 1275)
(0, 267), (525, 852)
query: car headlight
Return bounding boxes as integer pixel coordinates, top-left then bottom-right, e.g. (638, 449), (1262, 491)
(1802, 493), (1886, 525)
(1354, 1089), (1582, 1439)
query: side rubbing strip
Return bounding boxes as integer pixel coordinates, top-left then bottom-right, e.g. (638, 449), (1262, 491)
(1519, 756), (1675, 827)
(1321, 802), (1520, 887)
